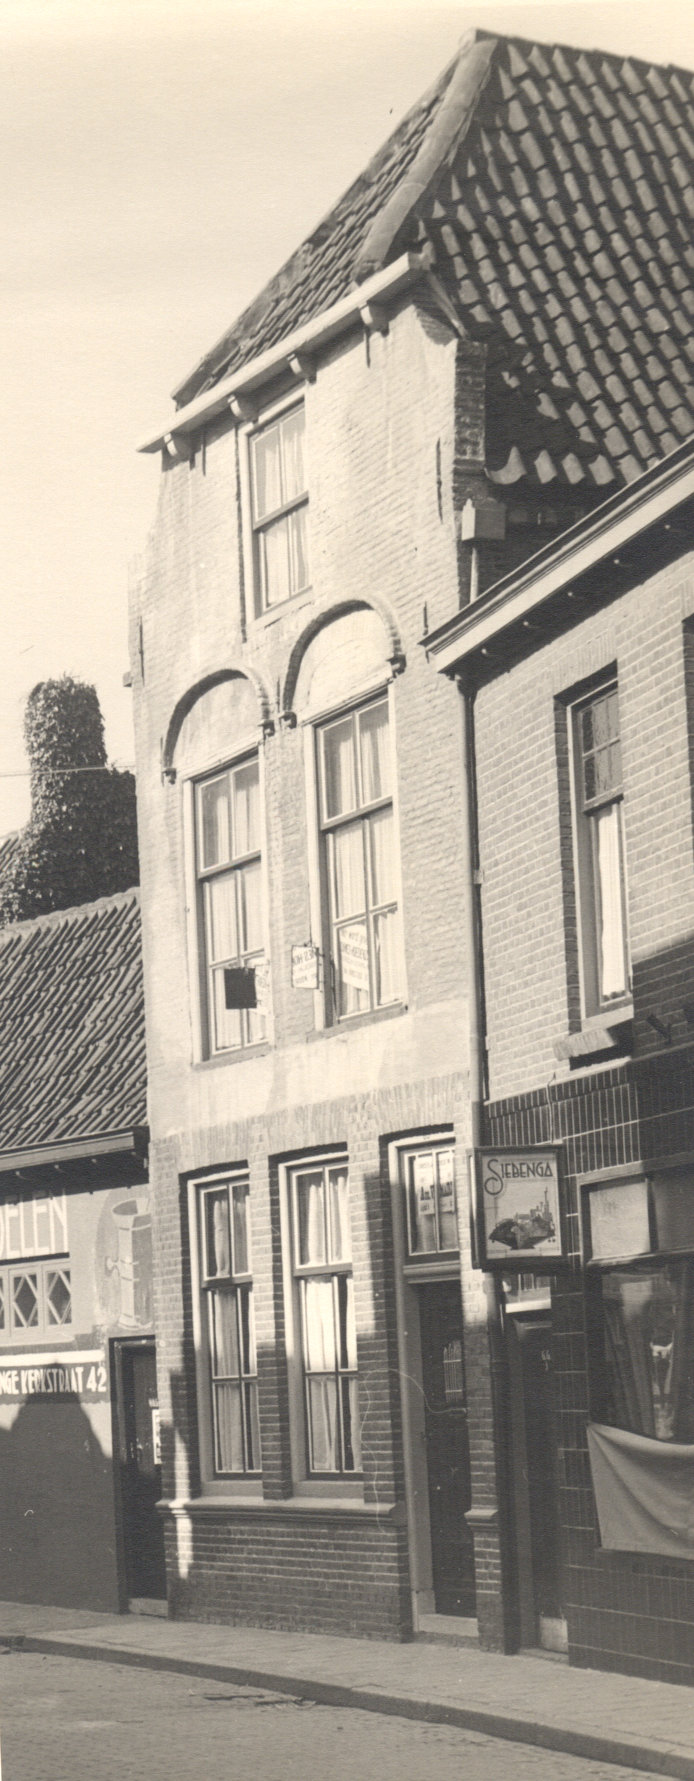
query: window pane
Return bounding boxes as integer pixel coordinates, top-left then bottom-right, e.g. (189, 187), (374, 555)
(374, 909), (399, 1006)
(337, 1274), (357, 1370)
(369, 808), (395, 906)
(210, 1290), (240, 1376)
(239, 861), (263, 954)
(261, 514), (292, 607)
(211, 967), (242, 1051)
(593, 802), (627, 999)
(280, 406), (305, 501)
(12, 1273), (39, 1329)
(232, 760), (260, 857)
(199, 778), (230, 870)
(214, 1381), (244, 1471)
(437, 1150), (458, 1251)
(359, 701), (390, 803)
(303, 1278), (337, 1372)
(289, 504), (309, 593)
(251, 423), (281, 521)
(331, 823), (365, 920)
(205, 873), (238, 964)
(232, 1184), (250, 1276)
(307, 1375), (339, 1471)
(46, 1269), (71, 1326)
(327, 1168), (351, 1263)
(409, 1154), (437, 1253)
(296, 1172), (326, 1265)
(245, 1380), (261, 1471)
(336, 923), (370, 1013)
(341, 1375), (361, 1472)
(322, 717), (356, 819)
(204, 1190), (231, 1278)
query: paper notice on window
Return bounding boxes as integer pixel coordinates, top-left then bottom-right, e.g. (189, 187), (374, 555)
(339, 924), (370, 993)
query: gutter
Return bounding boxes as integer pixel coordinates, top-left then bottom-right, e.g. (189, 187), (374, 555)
(137, 250), (432, 455)
(0, 1128), (149, 1175)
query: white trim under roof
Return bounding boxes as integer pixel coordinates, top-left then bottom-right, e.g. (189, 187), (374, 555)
(0, 1130), (148, 1174)
(425, 436), (694, 673)
(138, 249), (432, 455)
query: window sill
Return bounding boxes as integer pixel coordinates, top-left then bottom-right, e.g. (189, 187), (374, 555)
(159, 1495), (404, 1521)
(194, 1042), (272, 1072)
(554, 1003), (633, 1063)
(307, 1002), (407, 1043)
(251, 588), (313, 630)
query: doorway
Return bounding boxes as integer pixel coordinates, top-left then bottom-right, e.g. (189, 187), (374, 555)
(506, 1312), (564, 1649)
(418, 1282), (475, 1616)
(113, 1338), (166, 1602)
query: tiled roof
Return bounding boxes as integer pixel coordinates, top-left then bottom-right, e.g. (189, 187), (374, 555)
(175, 30), (694, 491)
(0, 888), (146, 1155)
(172, 53), (458, 405)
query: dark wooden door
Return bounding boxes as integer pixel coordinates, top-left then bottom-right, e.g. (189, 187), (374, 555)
(118, 1340), (166, 1600)
(419, 1282), (476, 1616)
(508, 1316), (563, 1633)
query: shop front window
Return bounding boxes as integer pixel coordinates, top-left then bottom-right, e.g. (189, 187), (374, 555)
(601, 1259), (694, 1443)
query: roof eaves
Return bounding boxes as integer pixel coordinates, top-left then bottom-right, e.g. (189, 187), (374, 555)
(424, 432), (694, 672)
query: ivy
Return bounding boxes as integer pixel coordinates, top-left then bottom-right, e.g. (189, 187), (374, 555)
(0, 677), (139, 926)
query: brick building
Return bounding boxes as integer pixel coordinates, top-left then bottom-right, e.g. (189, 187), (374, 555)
(428, 437), (694, 1684)
(0, 891), (162, 1612)
(131, 31), (694, 1649)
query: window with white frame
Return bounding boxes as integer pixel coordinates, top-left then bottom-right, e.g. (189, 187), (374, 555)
(250, 403), (309, 612)
(0, 1259), (72, 1340)
(290, 1160), (361, 1476)
(198, 1177), (261, 1476)
(195, 755), (265, 1056)
(571, 682), (630, 1014)
(403, 1143), (458, 1257)
(317, 695), (401, 1021)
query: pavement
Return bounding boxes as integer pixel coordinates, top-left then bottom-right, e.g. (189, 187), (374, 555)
(0, 1599), (692, 1780)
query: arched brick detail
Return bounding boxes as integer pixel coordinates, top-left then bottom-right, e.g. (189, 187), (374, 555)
(280, 596), (405, 726)
(161, 665), (274, 781)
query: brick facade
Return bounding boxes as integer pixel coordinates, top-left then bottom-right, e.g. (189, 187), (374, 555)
(464, 524), (694, 1684)
(131, 304), (508, 1641)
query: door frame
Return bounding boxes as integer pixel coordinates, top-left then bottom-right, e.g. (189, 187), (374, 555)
(504, 1299), (567, 1651)
(387, 1134), (475, 1632)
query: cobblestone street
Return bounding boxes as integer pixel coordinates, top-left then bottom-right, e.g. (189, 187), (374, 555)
(0, 1651), (671, 1781)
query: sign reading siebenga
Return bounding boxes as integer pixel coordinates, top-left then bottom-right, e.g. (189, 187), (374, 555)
(474, 1147), (563, 1268)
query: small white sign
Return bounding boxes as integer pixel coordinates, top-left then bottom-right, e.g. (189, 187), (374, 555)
(339, 924), (370, 993)
(291, 943), (320, 990)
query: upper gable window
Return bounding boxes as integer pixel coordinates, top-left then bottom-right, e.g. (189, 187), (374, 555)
(250, 403), (309, 612)
(571, 681), (630, 1015)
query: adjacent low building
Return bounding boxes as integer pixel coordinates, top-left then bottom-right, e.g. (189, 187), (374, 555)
(0, 889), (162, 1612)
(427, 436), (694, 1684)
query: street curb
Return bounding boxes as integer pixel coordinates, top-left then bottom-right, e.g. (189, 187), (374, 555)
(5, 1633), (693, 1780)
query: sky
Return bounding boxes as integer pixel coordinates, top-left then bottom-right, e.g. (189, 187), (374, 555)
(2, 0), (694, 837)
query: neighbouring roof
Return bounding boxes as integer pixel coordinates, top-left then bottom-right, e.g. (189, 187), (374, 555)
(0, 888), (146, 1155)
(174, 30), (694, 493)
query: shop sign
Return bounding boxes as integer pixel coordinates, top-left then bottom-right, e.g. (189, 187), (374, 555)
(339, 925), (370, 994)
(291, 943), (320, 990)
(583, 1176), (652, 1264)
(0, 1189), (68, 1262)
(0, 1347), (108, 1401)
(473, 1147), (564, 1268)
